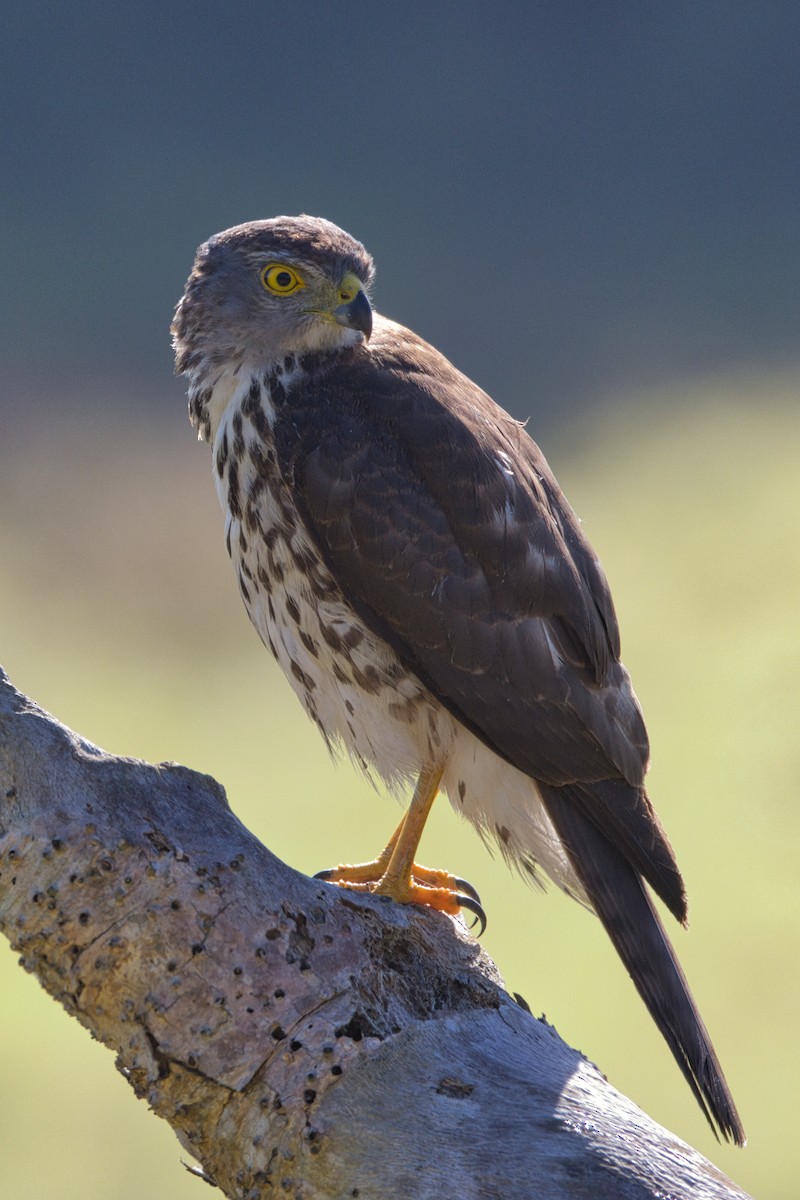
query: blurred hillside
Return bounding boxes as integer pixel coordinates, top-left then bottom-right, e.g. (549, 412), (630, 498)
(1, 371), (798, 1199)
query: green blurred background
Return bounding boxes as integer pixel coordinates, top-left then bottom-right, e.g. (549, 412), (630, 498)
(2, 4), (798, 1198)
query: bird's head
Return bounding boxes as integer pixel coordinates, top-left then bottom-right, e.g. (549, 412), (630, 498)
(172, 215), (374, 379)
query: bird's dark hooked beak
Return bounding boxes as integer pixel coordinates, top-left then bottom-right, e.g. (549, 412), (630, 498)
(333, 287), (373, 341)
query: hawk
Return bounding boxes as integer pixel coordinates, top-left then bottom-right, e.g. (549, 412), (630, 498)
(173, 215), (744, 1145)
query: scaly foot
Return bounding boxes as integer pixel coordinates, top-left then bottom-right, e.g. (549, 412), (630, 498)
(314, 765), (487, 934)
(314, 859), (486, 934)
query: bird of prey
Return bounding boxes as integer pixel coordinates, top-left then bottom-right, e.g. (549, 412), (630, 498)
(172, 215), (744, 1145)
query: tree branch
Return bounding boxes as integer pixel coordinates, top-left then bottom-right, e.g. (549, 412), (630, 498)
(0, 667), (749, 1199)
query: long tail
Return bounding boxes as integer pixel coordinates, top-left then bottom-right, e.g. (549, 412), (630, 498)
(541, 786), (745, 1145)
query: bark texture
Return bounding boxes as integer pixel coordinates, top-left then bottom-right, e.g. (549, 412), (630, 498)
(0, 667), (750, 1199)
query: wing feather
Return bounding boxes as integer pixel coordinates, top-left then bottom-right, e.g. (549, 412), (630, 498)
(272, 319), (747, 1143)
(277, 321), (680, 908)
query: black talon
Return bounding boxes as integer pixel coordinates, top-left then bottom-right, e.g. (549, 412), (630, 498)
(456, 892), (487, 937)
(313, 868), (335, 880)
(453, 876), (482, 905)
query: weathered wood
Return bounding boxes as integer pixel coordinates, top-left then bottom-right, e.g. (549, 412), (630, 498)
(0, 667), (750, 1199)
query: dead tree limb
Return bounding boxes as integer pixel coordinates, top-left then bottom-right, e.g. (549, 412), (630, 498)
(0, 667), (749, 1199)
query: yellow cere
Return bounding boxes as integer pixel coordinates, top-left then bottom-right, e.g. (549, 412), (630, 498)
(337, 271), (363, 304)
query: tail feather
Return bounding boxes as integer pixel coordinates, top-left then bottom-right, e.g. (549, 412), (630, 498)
(541, 785), (745, 1146)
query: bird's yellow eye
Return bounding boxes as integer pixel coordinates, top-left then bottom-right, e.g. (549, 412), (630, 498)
(260, 263), (305, 296)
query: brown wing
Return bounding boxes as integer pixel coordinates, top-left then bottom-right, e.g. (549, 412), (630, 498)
(274, 319), (744, 1146)
(276, 320), (680, 911)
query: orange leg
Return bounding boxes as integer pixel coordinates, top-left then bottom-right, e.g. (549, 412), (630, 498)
(314, 764), (485, 932)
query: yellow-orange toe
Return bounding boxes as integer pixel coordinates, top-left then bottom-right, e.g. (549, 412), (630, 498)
(315, 860), (486, 934)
